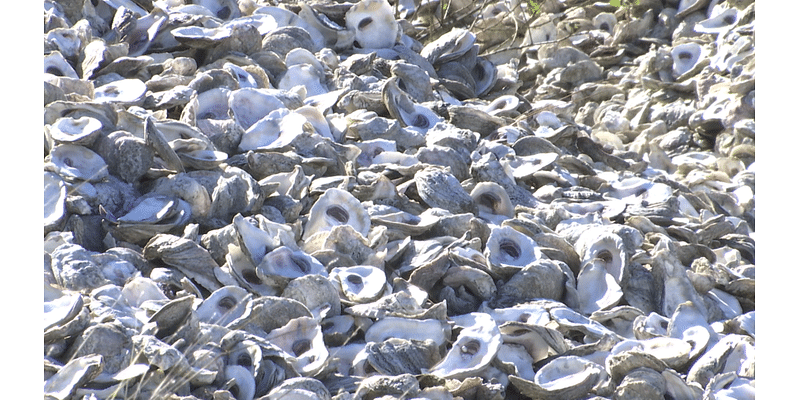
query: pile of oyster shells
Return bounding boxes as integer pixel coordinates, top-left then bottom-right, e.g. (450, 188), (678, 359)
(44, 0), (755, 399)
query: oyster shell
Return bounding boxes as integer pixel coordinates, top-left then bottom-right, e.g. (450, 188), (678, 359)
(302, 188), (370, 241)
(382, 77), (443, 131)
(265, 316), (329, 376)
(330, 265), (389, 304)
(44, 171), (67, 233)
(196, 285), (251, 326)
(426, 313), (501, 379)
(41, 0), (758, 397)
(484, 225), (544, 276)
(47, 116), (102, 146)
(46, 144), (108, 182)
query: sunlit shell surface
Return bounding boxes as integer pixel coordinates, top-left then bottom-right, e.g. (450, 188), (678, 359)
(43, 0), (756, 398)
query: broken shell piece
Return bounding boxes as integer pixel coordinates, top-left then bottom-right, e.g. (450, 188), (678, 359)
(265, 316), (328, 376)
(302, 188), (370, 241)
(426, 312), (501, 379)
(330, 265), (389, 304)
(484, 225), (544, 276)
(345, 0), (399, 49)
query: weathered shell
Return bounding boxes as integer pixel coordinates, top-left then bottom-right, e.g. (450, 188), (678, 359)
(283, 273), (342, 319)
(44, 51), (79, 79)
(143, 233), (221, 292)
(672, 42), (704, 78)
(687, 334), (754, 387)
(509, 355), (606, 400)
(280, 63), (328, 97)
(414, 166), (476, 214)
(498, 321), (570, 364)
(265, 377), (332, 400)
(256, 246), (327, 291)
